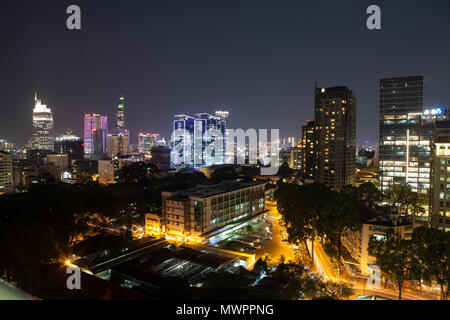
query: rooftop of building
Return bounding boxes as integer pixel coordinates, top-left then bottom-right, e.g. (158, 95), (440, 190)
(174, 114), (194, 120)
(354, 201), (412, 227)
(315, 86), (355, 99)
(316, 86), (351, 92)
(55, 135), (82, 141)
(165, 180), (265, 199)
(380, 75), (424, 81)
(11, 263), (152, 300)
(105, 243), (235, 288)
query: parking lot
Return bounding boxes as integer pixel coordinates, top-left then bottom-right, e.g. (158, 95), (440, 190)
(210, 211), (299, 266)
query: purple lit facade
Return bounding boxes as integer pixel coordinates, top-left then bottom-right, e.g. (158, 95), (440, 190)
(83, 113), (108, 160)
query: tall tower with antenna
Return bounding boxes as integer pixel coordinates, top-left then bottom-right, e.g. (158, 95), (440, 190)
(116, 94), (125, 131)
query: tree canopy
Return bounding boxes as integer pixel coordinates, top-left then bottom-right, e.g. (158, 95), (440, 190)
(275, 183), (360, 265)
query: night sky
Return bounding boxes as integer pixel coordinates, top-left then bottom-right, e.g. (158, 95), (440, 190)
(1, 0), (450, 146)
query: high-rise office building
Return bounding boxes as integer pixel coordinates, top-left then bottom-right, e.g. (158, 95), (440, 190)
(215, 110), (229, 126)
(215, 111), (233, 163)
(194, 113), (227, 167)
(83, 113), (108, 160)
(31, 93), (54, 151)
(379, 76), (429, 195)
(172, 113), (228, 168)
(0, 150), (13, 195)
(106, 131), (130, 158)
(54, 131), (84, 161)
(138, 133), (160, 156)
(290, 145), (302, 170)
(106, 95), (129, 158)
(429, 114), (450, 231)
(149, 145), (171, 171)
(172, 114), (195, 167)
(314, 86), (356, 190)
(301, 120), (316, 179)
(281, 137), (296, 150)
(0, 139), (14, 152)
(116, 94), (125, 131)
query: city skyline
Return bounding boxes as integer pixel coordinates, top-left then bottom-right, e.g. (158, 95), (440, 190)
(1, 1), (450, 146)
(1, 1), (450, 303)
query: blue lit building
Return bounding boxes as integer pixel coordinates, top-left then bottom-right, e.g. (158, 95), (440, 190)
(194, 113), (226, 167)
(172, 115), (195, 167)
(171, 113), (228, 169)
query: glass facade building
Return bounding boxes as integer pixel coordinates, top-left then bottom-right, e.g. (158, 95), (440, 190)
(193, 113), (227, 167)
(379, 76), (429, 195)
(172, 115), (195, 167)
(83, 113), (108, 160)
(54, 133), (84, 161)
(31, 93), (54, 151)
(172, 113), (227, 168)
(138, 133), (160, 155)
(430, 119), (450, 231)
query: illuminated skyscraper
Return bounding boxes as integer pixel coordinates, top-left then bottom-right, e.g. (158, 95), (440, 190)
(54, 131), (84, 161)
(215, 110), (229, 126)
(31, 93), (54, 151)
(171, 112), (228, 168)
(301, 120), (316, 179)
(138, 133), (160, 156)
(430, 116), (450, 231)
(379, 76), (431, 196)
(106, 95), (129, 158)
(116, 94), (125, 131)
(290, 145), (302, 170)
(194, 113), (227, 167)
(0, 139), (14, 153)
(172, 115), (195, 167)
(215, 110), (230, 163)
(106, 130), (130, 158)
(0, 150), (13, 195)
(83, 113), (108, 160)
(314, 86), (356, 190)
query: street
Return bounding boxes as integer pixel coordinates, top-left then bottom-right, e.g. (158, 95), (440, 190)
(253, 201), (298, 265)
(264, 200), (440, 300)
